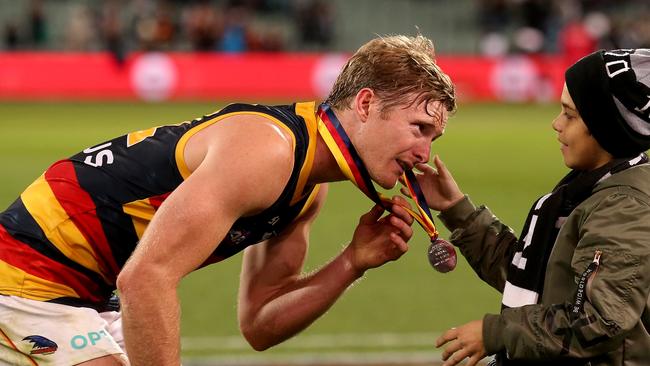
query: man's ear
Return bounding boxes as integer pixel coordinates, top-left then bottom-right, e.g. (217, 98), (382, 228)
(354, 88), (374, 123)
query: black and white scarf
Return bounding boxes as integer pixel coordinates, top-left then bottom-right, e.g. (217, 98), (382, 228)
(501, 153), (648, 309)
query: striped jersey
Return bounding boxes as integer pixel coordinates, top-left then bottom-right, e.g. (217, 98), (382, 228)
(0, 102), (321, 309)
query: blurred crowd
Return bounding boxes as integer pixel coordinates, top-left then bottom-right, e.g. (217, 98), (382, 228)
(2, 0), (649, 61)
(477, 0), (650, 62)
(2, 0), (335, 58)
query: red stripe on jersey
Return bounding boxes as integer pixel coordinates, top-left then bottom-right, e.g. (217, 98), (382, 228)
(44, 161), (121, 279)
(0, 225), (104, 303)
(148, 192), (171, 210)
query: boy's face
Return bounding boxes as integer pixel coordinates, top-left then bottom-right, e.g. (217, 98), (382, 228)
(552, 84), (613, 171)
(356, 95), (448, 189)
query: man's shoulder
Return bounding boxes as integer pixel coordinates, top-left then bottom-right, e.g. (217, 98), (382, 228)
(219, 102), (299, 121)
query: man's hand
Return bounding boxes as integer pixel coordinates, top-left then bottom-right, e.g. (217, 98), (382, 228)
(436, 319), (487, 366)
(345, 196), (414, 274)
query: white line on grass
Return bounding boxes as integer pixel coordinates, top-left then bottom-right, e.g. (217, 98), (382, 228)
(183, 350), (443, 366)
(181, 332), (442, 351)
(181, 332), (449, 365)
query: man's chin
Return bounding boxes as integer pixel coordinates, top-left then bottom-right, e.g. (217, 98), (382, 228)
(375, 177), (398, 190)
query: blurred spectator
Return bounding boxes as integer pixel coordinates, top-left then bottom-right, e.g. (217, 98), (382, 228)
(101, 0), (126, 65)
(582, 11), (611, 44)
(28, 0), (48, 48)
(477, 0), (510, 33)
(294, 0), (334, 48)
(129, 0), (177, 51)
(256, 25), (285, 52)
(219, 4), (251, 52)
(519, 0), (551, 33)
(559, 20), (597, 64)
(612, 15), (650, 49)
(513, 27), (546, 54)
(479, 32), (510, 57)
(64, 4), (98, 51)
(183, 0), (222, 51)
(476, 0), (511, 56)
(3, 23), (19, 50)
(153, 2), (177, 50)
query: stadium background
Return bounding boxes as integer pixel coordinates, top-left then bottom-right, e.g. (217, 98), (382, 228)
(0, 1), (648, 365)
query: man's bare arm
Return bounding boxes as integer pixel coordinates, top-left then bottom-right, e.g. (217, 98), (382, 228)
(238, 190), (414, 351)
(116, 116), (295, 366)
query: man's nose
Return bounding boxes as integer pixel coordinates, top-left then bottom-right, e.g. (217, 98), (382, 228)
(414, 144), (430, 164)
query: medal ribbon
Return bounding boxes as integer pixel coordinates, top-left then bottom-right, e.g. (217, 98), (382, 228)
(316, 103), (439, 240)
(402, 169), (439, 239)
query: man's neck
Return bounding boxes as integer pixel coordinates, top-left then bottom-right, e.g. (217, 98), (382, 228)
(308, 106), (354, 185)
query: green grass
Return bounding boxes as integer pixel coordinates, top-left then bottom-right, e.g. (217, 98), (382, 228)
(0, 101), (567, 359)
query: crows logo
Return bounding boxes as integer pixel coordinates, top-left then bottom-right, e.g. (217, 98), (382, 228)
(22, 335), (58, 355)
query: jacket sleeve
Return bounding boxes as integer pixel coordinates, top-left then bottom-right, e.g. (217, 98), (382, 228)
(438, 195), (519, 292)
(482, 190), (650, 360)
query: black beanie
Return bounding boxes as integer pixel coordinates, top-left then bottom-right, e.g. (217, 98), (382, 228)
(565, 49), (650, 157)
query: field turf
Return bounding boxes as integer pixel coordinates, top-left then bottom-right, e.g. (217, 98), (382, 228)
(0, 101), (565, 364)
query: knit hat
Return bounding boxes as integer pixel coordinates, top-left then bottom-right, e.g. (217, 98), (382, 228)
(565, 49), (650, 157)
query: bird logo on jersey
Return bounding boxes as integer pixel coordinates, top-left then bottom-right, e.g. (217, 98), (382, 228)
(22, 335), (58, 355)
(228, 229), (250, 245)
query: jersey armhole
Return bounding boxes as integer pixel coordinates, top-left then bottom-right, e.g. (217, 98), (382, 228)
(174, 111), (298, 180)
(296, 184), (322, 220)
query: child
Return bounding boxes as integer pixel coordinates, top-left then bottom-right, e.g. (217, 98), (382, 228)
(423, 49), (650, 366)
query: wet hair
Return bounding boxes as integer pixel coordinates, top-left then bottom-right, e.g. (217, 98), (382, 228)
(325, 34), (456, 116)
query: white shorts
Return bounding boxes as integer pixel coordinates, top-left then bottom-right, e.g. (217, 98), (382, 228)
(0, 295), (126, 365)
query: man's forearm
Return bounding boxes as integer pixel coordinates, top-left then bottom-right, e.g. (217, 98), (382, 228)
(240, 247), (363, 350)
(120, 280), (182, 365)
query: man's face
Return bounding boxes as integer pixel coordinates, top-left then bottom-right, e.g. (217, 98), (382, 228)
(552, 84), (612, 170)
(356, 96), (448, 189)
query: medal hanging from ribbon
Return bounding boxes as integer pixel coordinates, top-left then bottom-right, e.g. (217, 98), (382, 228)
(317, 103), (457, 273)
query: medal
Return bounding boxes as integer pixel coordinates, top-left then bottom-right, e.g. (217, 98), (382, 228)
(317, 103), (457, 273)
(427, 238), (457, 273)
(402, 169), (457, 272)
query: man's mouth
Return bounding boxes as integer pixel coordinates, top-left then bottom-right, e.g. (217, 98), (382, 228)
(397, 160), (412, 173)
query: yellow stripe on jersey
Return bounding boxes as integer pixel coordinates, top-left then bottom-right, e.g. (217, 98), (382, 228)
(297, 184), (321, 219)
(291, 102), (318, 205)
(0, 260), (79, 301)
(122, 199), (156, 239)
(174, 110), (298, 179)
(20, 175), (107, 281)
(127, 127), (158, 147)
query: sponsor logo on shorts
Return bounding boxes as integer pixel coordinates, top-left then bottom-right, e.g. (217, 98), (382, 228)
(22, 335), (58, 355)
(70, 330), (108, 350)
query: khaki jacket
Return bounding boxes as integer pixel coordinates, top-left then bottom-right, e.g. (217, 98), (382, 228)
(439, 164), (650, 366)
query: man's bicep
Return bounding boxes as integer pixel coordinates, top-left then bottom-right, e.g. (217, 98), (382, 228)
(127, 127), (295, 280)
(126, 159), (247, 280)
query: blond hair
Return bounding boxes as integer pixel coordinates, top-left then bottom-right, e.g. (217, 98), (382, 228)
(326, 34), (456, 115)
